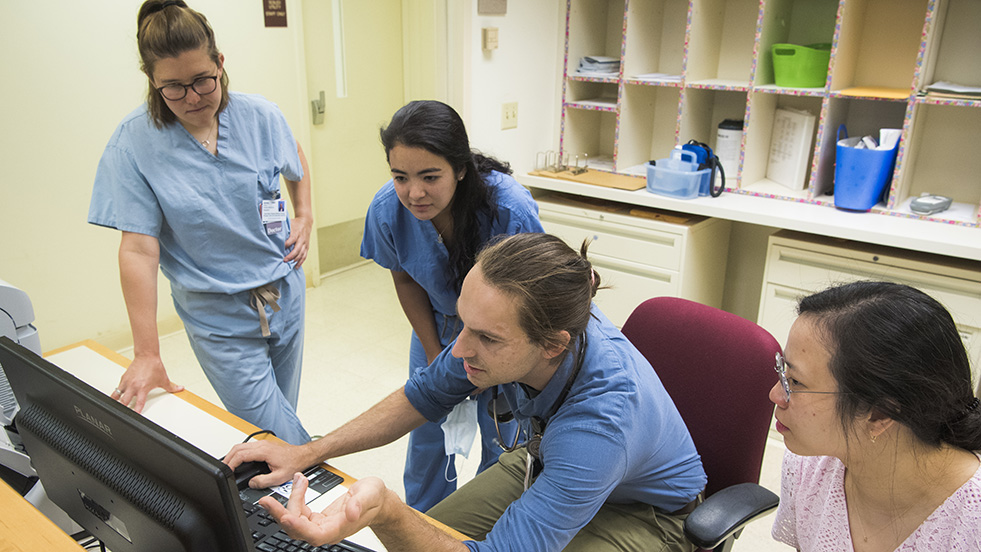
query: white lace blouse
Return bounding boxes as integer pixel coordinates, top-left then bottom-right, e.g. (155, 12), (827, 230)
(772, 450), (981, 551)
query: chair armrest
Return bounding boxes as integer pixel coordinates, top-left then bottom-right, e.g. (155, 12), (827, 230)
(682, 482), (779, 550)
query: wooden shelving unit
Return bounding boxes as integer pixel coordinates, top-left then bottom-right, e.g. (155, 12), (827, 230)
(543, 0), (981, 229)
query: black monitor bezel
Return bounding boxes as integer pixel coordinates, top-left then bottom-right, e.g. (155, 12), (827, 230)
(0, 337), (254, 552)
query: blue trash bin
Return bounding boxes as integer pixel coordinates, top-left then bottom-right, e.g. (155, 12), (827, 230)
(833, 125), (899, 212)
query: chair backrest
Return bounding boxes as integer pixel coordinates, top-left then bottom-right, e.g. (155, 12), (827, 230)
(620, 297), (780, 497)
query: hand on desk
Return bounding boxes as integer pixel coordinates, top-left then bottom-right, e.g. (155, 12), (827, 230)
(111, 355), (184, 413)
(223, 439), (312, 489)
(258, 474), (387, 548)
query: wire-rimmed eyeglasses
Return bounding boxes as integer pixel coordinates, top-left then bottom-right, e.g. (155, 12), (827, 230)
(156, 75), (219, 101)
(774, 352), (843, 403)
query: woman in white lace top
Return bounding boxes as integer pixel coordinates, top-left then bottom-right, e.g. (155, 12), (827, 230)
(769, 281), (981, 551)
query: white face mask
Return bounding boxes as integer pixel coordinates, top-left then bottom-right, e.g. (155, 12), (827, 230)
(441, 397), (478, 458)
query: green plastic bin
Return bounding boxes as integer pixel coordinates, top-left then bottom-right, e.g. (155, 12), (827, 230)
(772, 43), (831, 88)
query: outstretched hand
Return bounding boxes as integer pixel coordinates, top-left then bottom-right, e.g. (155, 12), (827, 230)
(110, 355), (184, 414)
(259, 475), (389, 547)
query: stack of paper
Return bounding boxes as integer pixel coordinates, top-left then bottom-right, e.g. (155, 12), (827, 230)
(634, 72), (682, 83)
(577, 56), (620, 76)
(925, 81), (981, 100)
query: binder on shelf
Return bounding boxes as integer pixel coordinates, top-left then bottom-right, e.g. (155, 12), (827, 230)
(766, 107), (816, 191)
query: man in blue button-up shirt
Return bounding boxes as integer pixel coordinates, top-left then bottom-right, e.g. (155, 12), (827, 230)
(226, 233), (706, 552)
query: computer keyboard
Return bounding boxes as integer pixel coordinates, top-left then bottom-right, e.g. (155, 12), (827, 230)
(240, 465), (375, 552)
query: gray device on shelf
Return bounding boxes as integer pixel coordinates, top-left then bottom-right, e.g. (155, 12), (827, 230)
(910, 194), (953, 215)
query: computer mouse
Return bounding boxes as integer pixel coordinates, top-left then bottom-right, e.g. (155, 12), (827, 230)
(232, 460), (271, 490)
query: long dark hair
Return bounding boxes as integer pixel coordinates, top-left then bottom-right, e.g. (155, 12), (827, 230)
(799, 281), (981, 452)
(136, 0), (229, 128)
(380, 100), (511, 291)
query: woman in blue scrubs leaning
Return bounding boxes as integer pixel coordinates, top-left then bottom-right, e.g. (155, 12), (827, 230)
(361, 101), (544, 510)
(87, 0), (311, 445)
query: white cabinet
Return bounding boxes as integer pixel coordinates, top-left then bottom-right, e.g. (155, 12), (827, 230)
(536, 192), (732, 326)
(758, 230), (981, 393)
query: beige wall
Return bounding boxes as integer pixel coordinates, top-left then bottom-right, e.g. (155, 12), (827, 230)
(456, 3), (565, 175)
(0, 0), (310, 352)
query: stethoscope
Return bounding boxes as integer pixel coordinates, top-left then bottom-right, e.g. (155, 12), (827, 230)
(490, 332), (588, 456)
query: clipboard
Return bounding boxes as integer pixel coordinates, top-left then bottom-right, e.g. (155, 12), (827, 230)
(529, 169), (647, 191)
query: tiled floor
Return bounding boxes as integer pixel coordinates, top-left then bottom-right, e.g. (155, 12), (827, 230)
(147, 261), (792, 551)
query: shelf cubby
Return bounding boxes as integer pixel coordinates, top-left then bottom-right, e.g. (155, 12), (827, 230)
(565, 80), (619, 106)
(755, 0), (839, 88)
(917, 0), (981, 92)
(813, 95), (906, 201)
(830, 0), (928, 95)
(622, 0), (688, 81)
(742, 90), (823, 198)
(618, 83), (683, 174)
(893, 102), (981, 225)
(679, 88), (749, 157)
(561, 106), (617, 172)
(686, 0), (759, 87)
(567, 0), (626, 79)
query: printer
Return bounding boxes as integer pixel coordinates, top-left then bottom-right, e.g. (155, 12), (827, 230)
(1, 278), (41, 486)
(0, 279), (81, 535)
(1, 278), (41, 425)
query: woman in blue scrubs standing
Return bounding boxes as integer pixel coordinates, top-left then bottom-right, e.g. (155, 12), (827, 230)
(87, 0), (311, 445)
(361, 100), (544, 510)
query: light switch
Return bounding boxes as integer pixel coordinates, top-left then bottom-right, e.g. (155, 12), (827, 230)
(501, 102), (518, 130)
(482, 27), (499, 51)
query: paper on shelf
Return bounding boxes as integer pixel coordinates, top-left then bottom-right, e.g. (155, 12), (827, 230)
(766, 107), (816, 191)
(926, 81), (981, 96)
(633, 73), (682, 82)
(573, 71), (618, 78)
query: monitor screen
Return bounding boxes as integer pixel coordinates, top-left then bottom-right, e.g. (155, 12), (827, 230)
(0, 337), (254, 552)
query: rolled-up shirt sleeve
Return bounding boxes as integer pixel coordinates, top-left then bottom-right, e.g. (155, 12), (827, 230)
(403, 344), (476, 422)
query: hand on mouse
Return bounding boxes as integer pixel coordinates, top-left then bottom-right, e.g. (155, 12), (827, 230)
(223, 440), (317, 489)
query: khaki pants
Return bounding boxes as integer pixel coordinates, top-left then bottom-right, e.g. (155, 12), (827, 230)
(426, 448), (694, 552)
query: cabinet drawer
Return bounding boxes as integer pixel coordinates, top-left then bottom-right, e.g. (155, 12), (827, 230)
(541, 210), (683, 271)
(765, 243), (981, 316)
(590, 253), (679, 326)
(761, 233), (981, 393)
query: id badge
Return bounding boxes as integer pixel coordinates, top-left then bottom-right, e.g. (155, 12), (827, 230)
(261, 199), (287, 235)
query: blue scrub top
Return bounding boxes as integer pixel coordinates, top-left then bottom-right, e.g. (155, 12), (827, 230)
(360, 170), (544, 316)
(405, 306), (707, 552)
(88, 92), (303, 294)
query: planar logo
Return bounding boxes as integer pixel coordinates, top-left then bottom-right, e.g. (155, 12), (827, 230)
(74, 405), (113, 438)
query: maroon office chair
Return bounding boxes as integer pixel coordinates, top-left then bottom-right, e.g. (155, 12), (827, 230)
(620, 297), (781, 552)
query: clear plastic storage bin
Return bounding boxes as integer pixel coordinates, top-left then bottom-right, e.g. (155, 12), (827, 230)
(647, 150), (711, 200)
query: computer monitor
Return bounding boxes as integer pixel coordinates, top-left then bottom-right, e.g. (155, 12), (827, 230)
(0, 337), (254, 552)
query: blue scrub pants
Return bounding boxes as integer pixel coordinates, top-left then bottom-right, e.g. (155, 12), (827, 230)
(171, 268), (311, 445)
(404, 314), (518, 512)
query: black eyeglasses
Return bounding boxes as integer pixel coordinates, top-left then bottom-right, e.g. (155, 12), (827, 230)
(774, 352), (843, 403)
(156, 75), (219, 101)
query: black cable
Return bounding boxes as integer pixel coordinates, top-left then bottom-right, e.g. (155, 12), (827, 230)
(242, 429), (276, 443)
